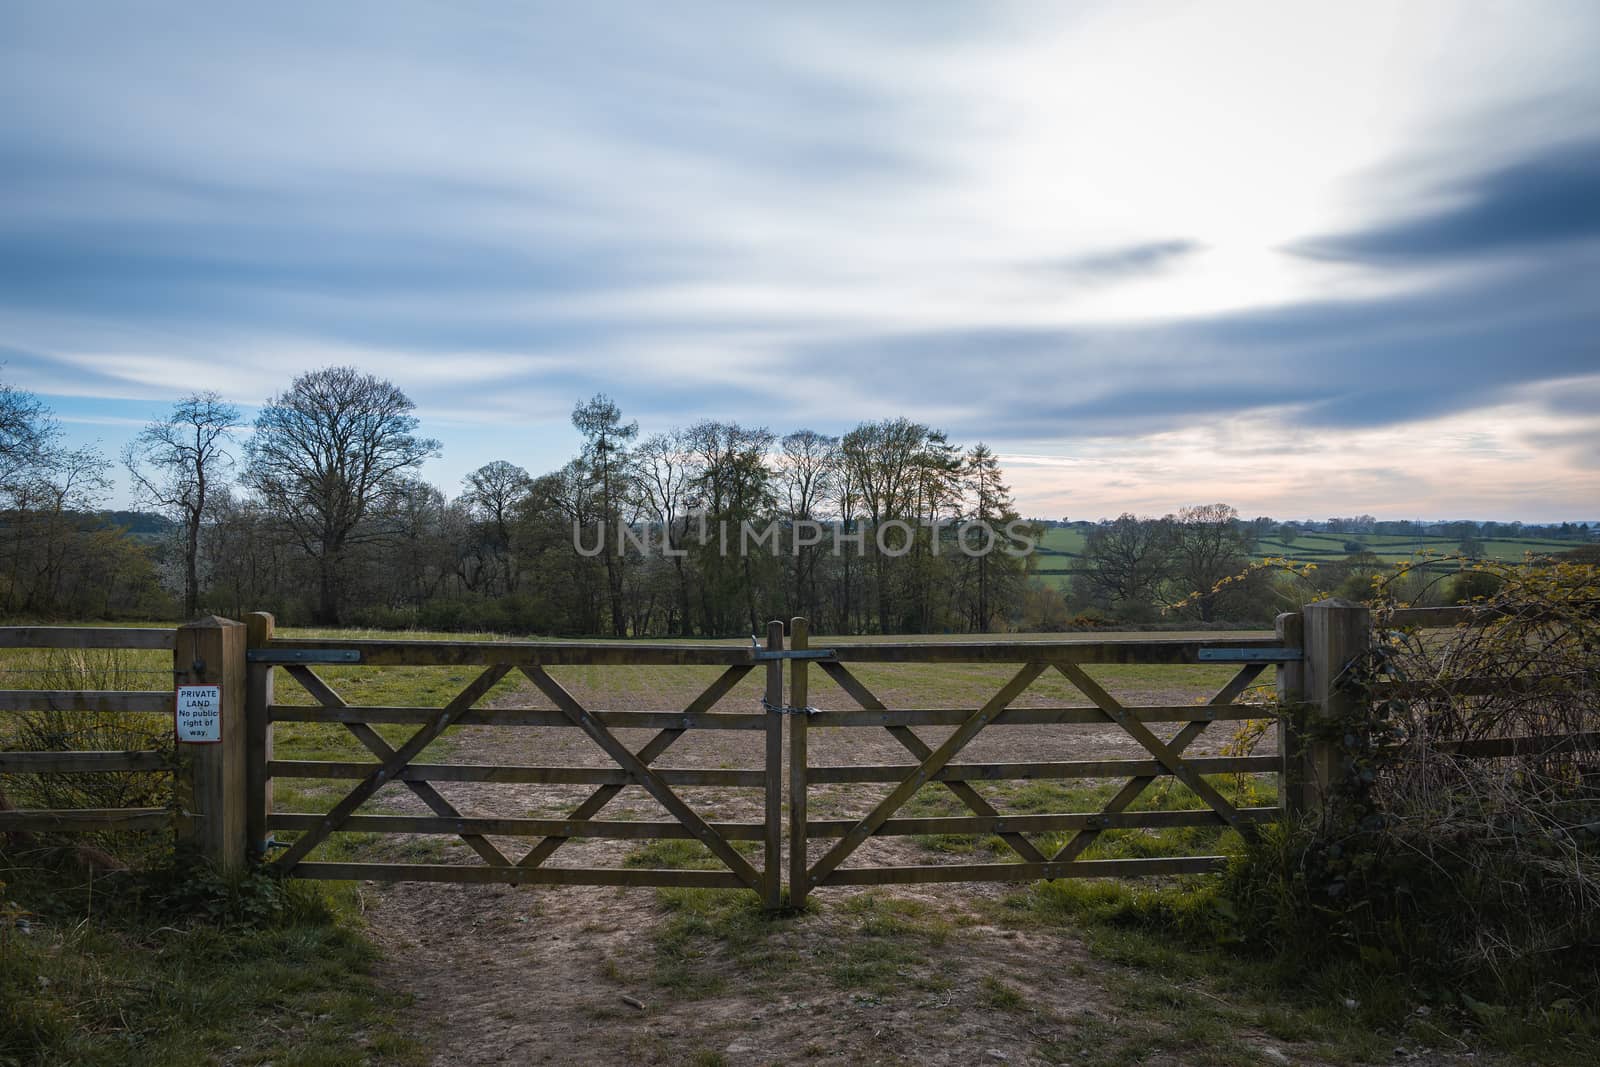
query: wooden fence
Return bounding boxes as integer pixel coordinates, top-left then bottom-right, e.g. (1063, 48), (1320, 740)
(3, 597), (1591, 906)
(235, 615), (1304, 901)
(0, 620), (224, 847)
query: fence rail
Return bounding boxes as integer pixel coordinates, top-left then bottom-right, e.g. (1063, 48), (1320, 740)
(6, 596), (1592, 902)
(0, 626), (179, 839)
(0, 626), (178, 651)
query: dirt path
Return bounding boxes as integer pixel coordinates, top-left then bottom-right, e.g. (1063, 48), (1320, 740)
(346, 669), (1394, 1065)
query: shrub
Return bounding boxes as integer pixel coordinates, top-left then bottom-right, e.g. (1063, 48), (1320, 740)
(1226, 556), (1600, 1018)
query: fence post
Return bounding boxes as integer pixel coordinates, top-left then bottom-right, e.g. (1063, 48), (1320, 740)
(174, 615), (248, 870)
(244, 612), (275, 862)
(788, 616), (809, 911)
(1293, 597), (1372, 816)
(1274, 611), (1308, 815)
(763, 619), (784, 911)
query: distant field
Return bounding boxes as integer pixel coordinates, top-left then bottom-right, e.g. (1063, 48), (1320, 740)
(1030, 525), (1584, 592)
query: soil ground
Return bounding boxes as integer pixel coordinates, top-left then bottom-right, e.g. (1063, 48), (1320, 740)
(282, 652), (1481, 1066)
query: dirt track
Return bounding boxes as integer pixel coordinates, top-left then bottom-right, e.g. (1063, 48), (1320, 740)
(344, 668), (1460, 1066)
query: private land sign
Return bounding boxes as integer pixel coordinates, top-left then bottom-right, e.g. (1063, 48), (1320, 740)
(175, 684), (222, 743)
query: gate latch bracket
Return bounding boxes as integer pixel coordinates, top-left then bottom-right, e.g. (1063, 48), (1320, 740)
(246, 648), (364, 664)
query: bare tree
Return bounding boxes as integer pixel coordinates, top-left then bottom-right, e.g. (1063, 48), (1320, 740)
(0, 382), (52, 493)
(244, 366), (439, 625)
(1078, 514), (1174, 619)
(123, 392), (241, 616)
(461, 460), (531, 594)
(634, 430), (696, 633)
(572, 394), (637, 636)
(778, 429), (839, 622)
(1168, 503), (1254, 622)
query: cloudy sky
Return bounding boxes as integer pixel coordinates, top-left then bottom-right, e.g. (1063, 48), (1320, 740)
(2, 1), (1597, 521)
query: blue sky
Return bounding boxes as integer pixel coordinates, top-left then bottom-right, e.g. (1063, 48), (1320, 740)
(2, 1), (1597, 521)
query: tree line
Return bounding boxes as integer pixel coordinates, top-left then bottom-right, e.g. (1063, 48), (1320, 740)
(9, 367), (1576, 634)
(0, 368), (1037, 635)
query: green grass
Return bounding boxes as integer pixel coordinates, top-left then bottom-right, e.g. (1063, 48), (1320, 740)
(1032, 526), (1584, 591)
(0, 862), (423, 1066)
(990, 870), (1600, 1065)
(897, 775), (1277, 862)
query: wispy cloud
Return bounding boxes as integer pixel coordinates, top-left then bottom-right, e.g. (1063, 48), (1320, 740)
(1, 1), (1597, 516)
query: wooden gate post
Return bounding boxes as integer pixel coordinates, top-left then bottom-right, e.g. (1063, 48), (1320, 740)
(174, 615), (248, 870)
(763, 619), (785, 911)
(788, 616), (810, 911)
(244, 612), (275, 862)
(1274, 611), (1309, 815)
(1292, 598), (1372, 816)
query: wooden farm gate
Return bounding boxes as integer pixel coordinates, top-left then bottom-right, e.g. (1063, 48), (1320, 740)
(780, 618), (1294, 908)
(242, 614), (1321, 904)
(248, 615), (788, 907)
(9, 598), (1593, 903)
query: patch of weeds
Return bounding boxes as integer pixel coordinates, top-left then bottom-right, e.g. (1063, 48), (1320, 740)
(979, 975), (1026, 1012)
(820, 893), (953, 996)
(626, 841), (797, 998)
(0, 853), (423, 1066)
(991, 876), (1439, 1065)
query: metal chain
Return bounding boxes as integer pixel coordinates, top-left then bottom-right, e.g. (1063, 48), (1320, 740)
(760, 695), (821, 716)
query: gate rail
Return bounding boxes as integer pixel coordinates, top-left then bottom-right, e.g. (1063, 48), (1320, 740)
(784, 619), (1292, 907)
(245, 614), (787, 906)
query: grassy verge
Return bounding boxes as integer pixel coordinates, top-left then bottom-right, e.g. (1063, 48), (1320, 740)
(0, 635), (469, 1065)
(990, 855), (1600, 1065)
(0, 856), (423, 1066)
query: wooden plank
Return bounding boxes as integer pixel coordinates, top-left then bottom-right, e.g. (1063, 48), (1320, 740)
(266, 760), (768, 786)
(272, 663), (512, 872)
(0, 807), (169, 832)
(0, 690), (171, 714)
(0, 750), (168, 773)
(267, 705), (766, 730)
(1053, 662), (1264, 863)
(268, 813), (770, 839)
(806, 755), (1276, 784)
(1275, 611), (1309, 816)
(522, 666), (765, 892)
(262, 638), (752, 667)
(827, 637), (1287, 665)
(805, 705), (1268, 728)
(762, 620), (784, 909)
(819, 660), (1048, 865)
(805, 662), (1047, 889)
(245, 612), (275, 861)
(789, 617), (810, 909)
(290, 862), (749, 889)
(0, 626), (176, 650)
(256, 635), (1295, 667)
(805, 807), (1280, 837)
(1055, 663), (1247, 832)
(517, 664), (754, 870)
(820, 855), (1227, 886)
(284, 665), (512, 867)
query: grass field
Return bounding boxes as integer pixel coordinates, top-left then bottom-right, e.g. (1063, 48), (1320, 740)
(1030, 524), (1587, 590)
